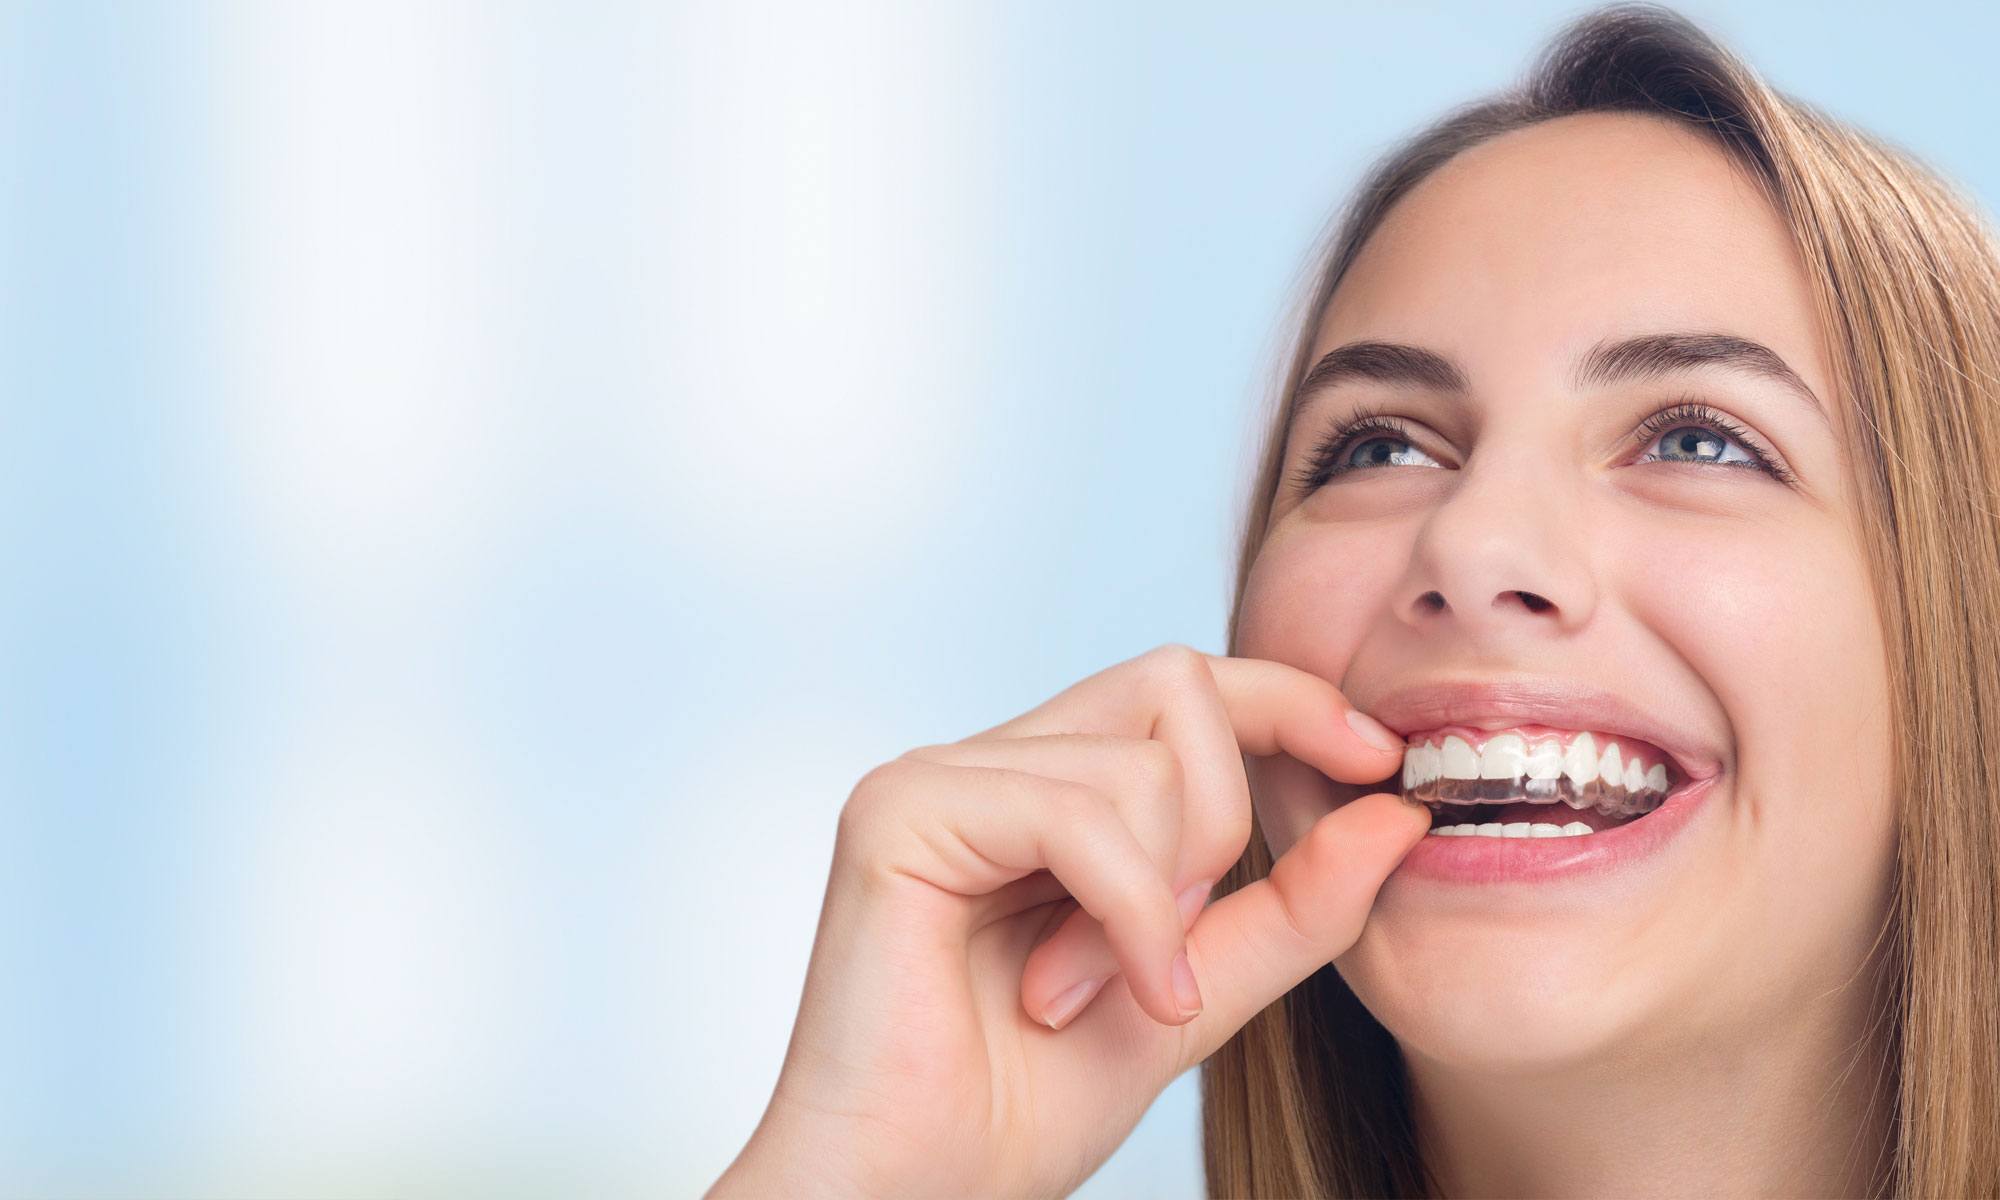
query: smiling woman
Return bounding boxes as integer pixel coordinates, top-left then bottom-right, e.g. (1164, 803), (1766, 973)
(1213, 3), (2000, 1196)
(708, 3), (1999, 1197)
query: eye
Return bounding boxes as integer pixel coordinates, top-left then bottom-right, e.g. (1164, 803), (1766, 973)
(1288, 408), (1445, 492)
(1644, 425), (1752, 466)
(1633, 401), (1797, 484)
(1287, 398), (1800, 497)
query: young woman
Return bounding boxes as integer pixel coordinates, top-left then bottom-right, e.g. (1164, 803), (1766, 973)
(712, 4), (2000, 1195)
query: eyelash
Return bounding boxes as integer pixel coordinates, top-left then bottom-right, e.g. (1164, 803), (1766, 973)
(1287, 398), (1799, 492)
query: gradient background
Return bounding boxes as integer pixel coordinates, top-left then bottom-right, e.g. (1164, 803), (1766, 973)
(4, 2), (1994, 1195)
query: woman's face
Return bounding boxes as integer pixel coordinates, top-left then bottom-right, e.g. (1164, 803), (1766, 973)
(1234, 112), (1896, 1074)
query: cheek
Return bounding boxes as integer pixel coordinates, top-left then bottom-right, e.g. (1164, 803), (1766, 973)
(1622, 517), (1896, 961)
(1623, 517), (1889, 814)
(1235, 523), (1409, 856)
(1234, 521), (1409, 663)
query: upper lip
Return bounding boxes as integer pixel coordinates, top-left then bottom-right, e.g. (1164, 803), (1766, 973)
(1362, 677), (1724, 784)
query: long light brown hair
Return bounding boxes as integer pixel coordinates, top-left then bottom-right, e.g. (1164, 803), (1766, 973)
(1202, 4), (2000, 1195)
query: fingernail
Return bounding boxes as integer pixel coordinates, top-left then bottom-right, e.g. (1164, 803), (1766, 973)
(1176, 878), (1215, 928)
(1042, 977), (1105, 1030)
(1346, 707), (1404, 752)
(1170, 951), (1202, 1018)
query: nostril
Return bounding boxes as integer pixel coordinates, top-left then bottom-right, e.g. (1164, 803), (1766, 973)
(1515, 590), (1552, 613)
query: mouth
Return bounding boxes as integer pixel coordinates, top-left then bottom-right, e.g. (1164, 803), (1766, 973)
(1360, 678), (1727, 883)
(1402, 724), (1684, 838)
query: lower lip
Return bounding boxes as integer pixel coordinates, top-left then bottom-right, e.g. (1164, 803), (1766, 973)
(1392, 773), (1723, 885)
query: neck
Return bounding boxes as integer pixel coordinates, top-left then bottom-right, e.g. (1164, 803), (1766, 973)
(1403, 969), (1895, 1198)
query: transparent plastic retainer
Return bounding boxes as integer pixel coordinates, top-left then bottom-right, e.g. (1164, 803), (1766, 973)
(1404, 772), (1668, 821)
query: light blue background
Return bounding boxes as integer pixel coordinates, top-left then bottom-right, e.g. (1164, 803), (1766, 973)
(3, 2), (1993, 1195)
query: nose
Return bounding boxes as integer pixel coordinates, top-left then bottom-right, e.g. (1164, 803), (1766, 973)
(1397, 440), (1598, 639)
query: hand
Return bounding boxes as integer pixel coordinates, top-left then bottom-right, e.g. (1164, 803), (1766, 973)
(707, 644), (1421, 1199)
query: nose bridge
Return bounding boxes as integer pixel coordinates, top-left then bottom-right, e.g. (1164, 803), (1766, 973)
(1402, 433), (1596, 634)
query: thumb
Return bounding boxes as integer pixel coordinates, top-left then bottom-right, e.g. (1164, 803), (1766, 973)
(1167, 792), (1429, 1070)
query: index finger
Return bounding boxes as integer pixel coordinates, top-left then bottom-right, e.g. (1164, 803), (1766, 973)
(964, 645), (1406, 897)
(970, 645), (1404, 785)
(1205, 654), (1407, 782)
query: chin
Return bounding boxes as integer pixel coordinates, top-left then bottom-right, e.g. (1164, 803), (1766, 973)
(1333, 900), (1668, 1074)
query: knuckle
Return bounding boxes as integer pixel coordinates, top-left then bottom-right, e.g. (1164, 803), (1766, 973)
(1045, 776), (1111, 831)
(840, 760), (911, 836)
(1271, 879), (1317, 950)
(1142, 641), (1210, 687)
(1240, 913), (1301, 985)
(1045, 782), (1146, 876)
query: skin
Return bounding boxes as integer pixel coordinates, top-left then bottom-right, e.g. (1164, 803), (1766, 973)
(1233, 112), (1899, 1196)
(709, 645), (1431, 1198)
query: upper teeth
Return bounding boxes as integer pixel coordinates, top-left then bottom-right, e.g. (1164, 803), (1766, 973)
(1401, 730), (1670, 794)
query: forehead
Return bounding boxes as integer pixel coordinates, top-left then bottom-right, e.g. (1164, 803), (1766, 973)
(1314, 112), (1835, 410)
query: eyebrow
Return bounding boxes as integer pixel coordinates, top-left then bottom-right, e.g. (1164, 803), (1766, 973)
(1290, 331), (1830, 431)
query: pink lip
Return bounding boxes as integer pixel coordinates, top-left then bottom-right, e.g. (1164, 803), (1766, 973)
(1393, 772), (1722, 884)
(1363, 677), (1724, 783)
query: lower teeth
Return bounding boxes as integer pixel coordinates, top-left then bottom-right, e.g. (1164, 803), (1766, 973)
(1427, 820), (1594, 838)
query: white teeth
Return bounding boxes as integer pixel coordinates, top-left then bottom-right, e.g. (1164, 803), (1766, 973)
(1478, 733), (1526, 780)
(1403, 743), (1441, 788)
(1440, 735), (1480, 780)
(1405, 728), (1677, 821)
(1524, 739), (1563, 780)
(1425, 820), (1598, 838)
(1563, 731), (1598, 786)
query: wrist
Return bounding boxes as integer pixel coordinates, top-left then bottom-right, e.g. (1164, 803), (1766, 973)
(708, 1116), (877, 1199)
